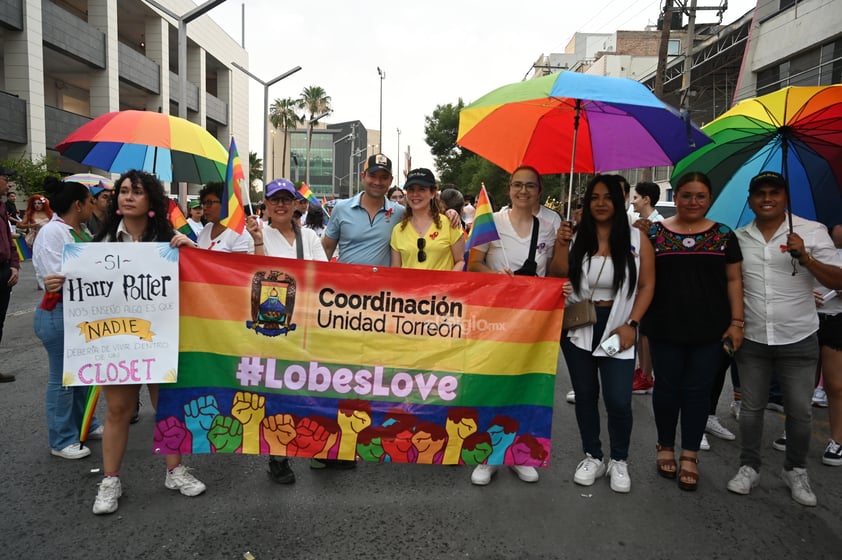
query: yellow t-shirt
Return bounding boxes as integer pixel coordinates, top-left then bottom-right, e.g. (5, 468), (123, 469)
(390, 218), (462, 270)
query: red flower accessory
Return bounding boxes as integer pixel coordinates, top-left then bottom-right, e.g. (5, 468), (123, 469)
(385, 208), (394, 222)
(429, 231), (439, 240)
(779, 244), (788, 253)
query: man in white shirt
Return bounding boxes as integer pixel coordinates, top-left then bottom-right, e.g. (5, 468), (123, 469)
(727, 171), (842, 507)
(186, 200), (205, 236)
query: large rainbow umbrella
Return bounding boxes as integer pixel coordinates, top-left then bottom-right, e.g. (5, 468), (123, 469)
(56, 110), (228, 184)
(457, 71), (711, 218)
(672, 85), (842, 230)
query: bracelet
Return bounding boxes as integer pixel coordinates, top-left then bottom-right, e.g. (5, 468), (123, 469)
(730, 319), (745, 328)
(254, 242), (264, 247)
(800, 253), (816, 266)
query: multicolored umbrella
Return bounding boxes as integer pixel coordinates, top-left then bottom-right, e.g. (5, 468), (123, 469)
(56, 111), (228, 184)
(672, 85), (842, 230)
(457, 71), (711, 218)
(63, 173), (114, 189)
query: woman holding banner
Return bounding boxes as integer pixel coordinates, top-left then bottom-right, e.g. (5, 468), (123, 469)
(467, 165), (558, 486)
(246, 177), (327, 479)
(33, 177), (102, 460)
(551, 174), (654, 494)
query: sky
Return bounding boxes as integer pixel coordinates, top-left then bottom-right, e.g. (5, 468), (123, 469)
(206, 0), (757, 182)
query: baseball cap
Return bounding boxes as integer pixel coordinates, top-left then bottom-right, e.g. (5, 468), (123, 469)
(188, 199), (201, 209)
(749, 171), (788, 192)
(404, 168), (436, 189)
(265, 179), (297, 199)
(89, 180), (112, 198)
(0, 166), (16, 178)
(364, 154), (393, 174)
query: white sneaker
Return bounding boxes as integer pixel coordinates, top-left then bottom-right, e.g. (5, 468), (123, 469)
(729, 400), (741, 420)
(705, 415), (735, 440)
(92, 477), (122, 515)
(700, 434), (711, 451)
(772, 431), (787, 452)
(164, 465), (206, 496)
(470, 464), (497, 486)
(87, 425), (104, 440)
(812, 387), (828, 408)
(781, 467), (817, 507)
(726, 465), (760, 495)
(566, 390), (576, 404)
(51, 443), (91, 460)
(573, 453), (606, 486)
(606, 459), (631, 493)
(510, 465), (539, 483)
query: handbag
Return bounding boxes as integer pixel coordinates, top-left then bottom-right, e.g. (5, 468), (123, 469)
(562, 255), (607, 330)
(513, 217), (540, 276)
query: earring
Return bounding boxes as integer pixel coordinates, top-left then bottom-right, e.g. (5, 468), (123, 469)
(116, 209), (123, 216)
(148, 210), (156, 218)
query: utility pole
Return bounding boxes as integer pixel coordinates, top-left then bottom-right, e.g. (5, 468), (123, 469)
(654, 0), (675, 99)
(680, 0), (698, 115)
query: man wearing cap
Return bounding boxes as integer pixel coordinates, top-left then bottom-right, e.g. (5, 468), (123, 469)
(0, 167), (21, 382)
(186, 199), (205, 236)
(85, 183), (112, 237)
(726, 171), (842, 506)
(322, 153), (405, 267)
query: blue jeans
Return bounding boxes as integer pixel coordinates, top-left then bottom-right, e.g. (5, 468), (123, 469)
(650, 339), (722, 452)
(35, 304), (100, 450)
(735, 336), (817, 471)
(561, 306), (634, 461)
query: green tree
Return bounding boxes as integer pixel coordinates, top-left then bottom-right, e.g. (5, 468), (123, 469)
(269, 97), (303, 178)
(299, 86), (332, 185)
(0, 155), (59, 197)
(423, 100), (473, 184)
(249, 151), (262, 201)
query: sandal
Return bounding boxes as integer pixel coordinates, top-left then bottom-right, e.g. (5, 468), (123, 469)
(678, 455), (699, 491)
(656, 444), (677, 479)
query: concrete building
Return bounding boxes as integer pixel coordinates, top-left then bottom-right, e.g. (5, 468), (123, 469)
(0, 0), (249, 195)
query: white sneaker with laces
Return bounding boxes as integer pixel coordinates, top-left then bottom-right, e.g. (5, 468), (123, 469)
(92, 477), (122, 515)
(822, 439), (842, 466)
(606, 459), (631, 493)
(700, 434), (711, 451)
(781, 467), (817, 507)
(726, 465), (759, 495)
(705, 415), (735, 440)
(565, 390), (576, 404)
(772, 431), (787, 452)
(470, 464), (497, 486)
(51, 443), (91, 460)
(165, 465), (206, 496)
(87, 425), (104, 440)
(510, 465), (539, 483)
(812, 387), (828, 408)
(573, 453), (606, 486)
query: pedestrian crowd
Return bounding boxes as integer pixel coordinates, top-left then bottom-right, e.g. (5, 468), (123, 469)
(1, 156), (840, 516)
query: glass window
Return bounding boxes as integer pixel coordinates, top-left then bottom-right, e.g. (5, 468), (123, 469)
(667, 39), (681, 56)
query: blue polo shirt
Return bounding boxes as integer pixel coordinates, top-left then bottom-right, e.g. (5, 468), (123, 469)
(325, 192), (405, 266)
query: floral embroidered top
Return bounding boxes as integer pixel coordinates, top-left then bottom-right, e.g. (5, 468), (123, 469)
(642, 221), (742, 343)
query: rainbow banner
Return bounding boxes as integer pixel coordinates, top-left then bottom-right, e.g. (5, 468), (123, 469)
(155, 249), (564, 466)
(221, 137), (247, 234)
(297, 183), (321, 206)
(168, 199), (197, 242)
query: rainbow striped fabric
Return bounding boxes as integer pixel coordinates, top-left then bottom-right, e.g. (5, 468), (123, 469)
(155, 249), (564, 465)
(14, 236), (31, 261)
(464, 185), (499, 270)
(220, 137), (247, 234)
(167, 199), (197, 241)
(297, 183), (321, 206)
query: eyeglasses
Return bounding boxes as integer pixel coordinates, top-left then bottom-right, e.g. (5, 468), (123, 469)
(417, 237), (427, 263)
(201, 199), (221, 207)
(266, 196), (295, 206)
(676, 192), (709, 202)
(510, 181), (539, 191)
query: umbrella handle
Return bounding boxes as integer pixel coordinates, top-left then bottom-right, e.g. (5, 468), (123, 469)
(565, 100), (582, 221)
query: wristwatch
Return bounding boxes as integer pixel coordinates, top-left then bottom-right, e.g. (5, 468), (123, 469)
(627, 319), (639, 328)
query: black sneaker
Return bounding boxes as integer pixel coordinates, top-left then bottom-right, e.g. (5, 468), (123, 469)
(268, 457), (296, 484)
(310, 458), (356, 470)
(823, 439), (842, 466)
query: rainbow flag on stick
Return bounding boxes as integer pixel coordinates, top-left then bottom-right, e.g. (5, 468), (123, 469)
(221, 137), (247, 234)
(168, 199), (197, 242)
(14, 236), (31, 261)
(79, 386), (101, 443)
(464, 185), (499, 269)
(298, 183), (321, 206)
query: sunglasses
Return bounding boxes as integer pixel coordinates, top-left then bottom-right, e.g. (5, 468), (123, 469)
(417, 237), (427, 263)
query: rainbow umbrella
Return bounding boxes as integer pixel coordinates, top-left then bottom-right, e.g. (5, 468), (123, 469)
(457, 71), (711, 219)
(79, 386), (101, 444)
(56, 110), (228, 184)
(63, 173), (114, 189)
(672, 85), (842, 230)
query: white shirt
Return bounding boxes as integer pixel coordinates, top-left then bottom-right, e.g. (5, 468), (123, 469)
(263, 226), (327, 262)
(816, 248), (842, 316)
(478, 209), (557, 277)
(32, 215), (73, 289)
(197, 223), (252, 253)
(736, 215), (842, 345)
(186, 218), (205, 236)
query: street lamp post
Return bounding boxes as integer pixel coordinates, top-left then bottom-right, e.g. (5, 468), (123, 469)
(377, 67), (385, 153)
(144, 0), (228, 209)
(231, 63), (302, 187)
(306, 111), (331, 188)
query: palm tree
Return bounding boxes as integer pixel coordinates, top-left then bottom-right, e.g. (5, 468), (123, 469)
(299, 86), (332, 186)
(269, 97), (303, 178)
(249, 151), (262, 201)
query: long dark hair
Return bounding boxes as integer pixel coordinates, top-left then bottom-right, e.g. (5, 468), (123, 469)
(43, 177), (90, 216)
(94, 170), (174, 242)
(569, 174), (636, 298)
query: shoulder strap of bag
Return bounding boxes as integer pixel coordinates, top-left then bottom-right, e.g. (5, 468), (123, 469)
(527, 217), (539, 261)
(587, 255), (608, 301)
(294, 226), (304, 260)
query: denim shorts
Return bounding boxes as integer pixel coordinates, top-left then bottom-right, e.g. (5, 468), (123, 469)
(818, 312), (842, 351)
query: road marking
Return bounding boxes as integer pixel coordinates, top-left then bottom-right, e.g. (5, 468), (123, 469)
(8, 307), (36, 317)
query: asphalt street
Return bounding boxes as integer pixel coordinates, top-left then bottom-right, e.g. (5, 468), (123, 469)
(0, 261), (840, 560)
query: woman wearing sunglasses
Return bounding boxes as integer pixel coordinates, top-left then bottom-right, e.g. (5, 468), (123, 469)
(390, 168), (464, 271)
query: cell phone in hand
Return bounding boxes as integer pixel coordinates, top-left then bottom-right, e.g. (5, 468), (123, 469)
(600, 333), (621, 356)
(723, 338), (735, 358)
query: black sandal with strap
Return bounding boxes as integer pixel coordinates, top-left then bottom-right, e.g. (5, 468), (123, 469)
(656, 444), (677, 479)
(678, 455), (699, 491)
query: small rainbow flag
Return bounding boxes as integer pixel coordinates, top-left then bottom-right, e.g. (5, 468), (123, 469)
(168, 199), (197, 242)
(221, 137), (247, 234)
(14, 236), (31, 261)
(298, 183), (321, 206)
(464, 185), (499, 270)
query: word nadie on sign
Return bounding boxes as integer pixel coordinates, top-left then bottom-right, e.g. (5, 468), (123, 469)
(65, 274), (172, 302)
